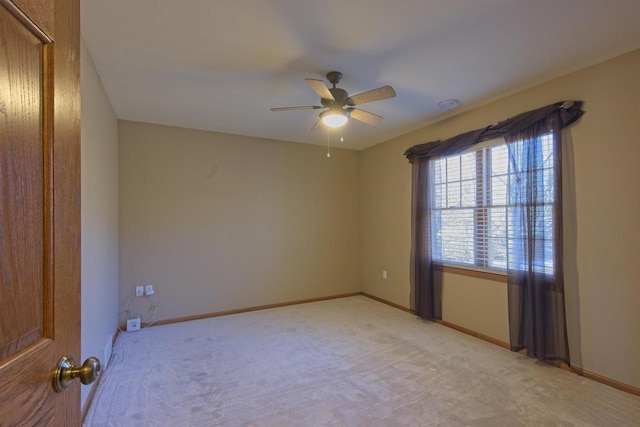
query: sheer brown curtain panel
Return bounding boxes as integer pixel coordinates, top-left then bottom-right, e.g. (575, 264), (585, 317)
(404, 101), (583, 364)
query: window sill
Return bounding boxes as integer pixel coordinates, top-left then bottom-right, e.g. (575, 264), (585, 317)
(435, 264), (507, 283)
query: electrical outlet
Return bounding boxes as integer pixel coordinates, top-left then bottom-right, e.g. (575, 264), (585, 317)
(126, 317), (141, 332)
(145, 284), (155, 295)
(382, 270), (388, 279)
(135, 285), (144, 297)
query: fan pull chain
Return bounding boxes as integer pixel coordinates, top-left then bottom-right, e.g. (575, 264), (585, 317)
(326, 129), (331, 158)
(340, 129), (344, 142)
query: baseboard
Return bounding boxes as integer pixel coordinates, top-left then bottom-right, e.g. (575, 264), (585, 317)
(81, 327), (120, 424)
(357, 293), (510, 349)
(435, 319), (511, 350)
(435, 319), (640, 396)
(108, 291), (640, 399)
(359, 293), (640, 397)
(570, 367), (640, 396)
(360, 292), (413, 313)
(153, 292), (362, 327)
(435, 321), (640, 397)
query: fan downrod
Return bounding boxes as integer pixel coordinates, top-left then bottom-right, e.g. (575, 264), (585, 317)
(326, 71), (343, 87)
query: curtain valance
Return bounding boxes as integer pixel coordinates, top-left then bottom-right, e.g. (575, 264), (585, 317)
(404, 101), (584, 162)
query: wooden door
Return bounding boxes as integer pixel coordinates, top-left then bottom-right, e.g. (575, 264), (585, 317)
(0, 0), (82, 425)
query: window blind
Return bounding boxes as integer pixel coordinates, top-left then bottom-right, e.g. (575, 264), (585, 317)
(430, 133), (555, 275)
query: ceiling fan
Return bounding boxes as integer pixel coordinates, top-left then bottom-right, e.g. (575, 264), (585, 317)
(271, 71), (396, 129)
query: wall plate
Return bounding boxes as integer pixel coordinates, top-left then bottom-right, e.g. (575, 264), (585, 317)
(126, 317), (141, 332)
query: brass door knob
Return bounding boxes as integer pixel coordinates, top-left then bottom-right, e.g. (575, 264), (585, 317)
(53, 355), (101, 392)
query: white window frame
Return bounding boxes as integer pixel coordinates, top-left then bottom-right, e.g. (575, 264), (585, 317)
(430, 136), (555, 276)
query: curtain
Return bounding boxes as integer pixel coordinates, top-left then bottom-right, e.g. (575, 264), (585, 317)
(409, 158), (442, 319)
(505, 113), (570, 363)
(405, 101), (583, 359)
(406, 127), (490, 321)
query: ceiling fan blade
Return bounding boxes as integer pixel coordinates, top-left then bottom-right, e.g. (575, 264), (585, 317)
(271, 106), (323, 111)
(348, 85), (396, 106)
(349, 108), (383, 126)
(305, 78), (335, 100)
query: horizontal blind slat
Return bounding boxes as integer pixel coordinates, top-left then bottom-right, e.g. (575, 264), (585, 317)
(430, 136), (555, 275)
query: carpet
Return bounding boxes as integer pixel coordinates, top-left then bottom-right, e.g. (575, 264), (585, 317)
(84, 296), (640, 426)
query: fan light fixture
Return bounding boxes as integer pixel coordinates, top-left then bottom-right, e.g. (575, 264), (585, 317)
(320, 108), (349, 128)
(270, 71), (396, 131)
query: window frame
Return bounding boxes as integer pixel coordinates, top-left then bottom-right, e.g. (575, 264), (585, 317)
(430, 135), (555, 277)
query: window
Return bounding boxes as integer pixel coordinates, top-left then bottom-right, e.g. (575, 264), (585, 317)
(431, 134), (555, 274)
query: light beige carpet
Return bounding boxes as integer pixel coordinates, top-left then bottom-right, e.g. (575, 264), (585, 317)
(85, 296), (640, 426)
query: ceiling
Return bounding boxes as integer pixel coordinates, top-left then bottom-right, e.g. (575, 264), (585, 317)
(81, 0), (640, 150)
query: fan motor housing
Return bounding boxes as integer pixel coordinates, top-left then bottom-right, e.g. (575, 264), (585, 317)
(321, 87), (349, 108)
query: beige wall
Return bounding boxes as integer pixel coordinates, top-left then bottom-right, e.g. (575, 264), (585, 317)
(119, 121), (360, 321)
(113, 48), (639, 390)
(360, 49), (640, 388)
(80, 39), (119, 407)
(441, 273), (510, 343)
(359, 138), (412, 308)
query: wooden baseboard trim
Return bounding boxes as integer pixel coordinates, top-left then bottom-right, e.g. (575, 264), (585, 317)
(360, 292), (413, 313)
(108, 292), (640, 398)
(81, 327), (120, 424)
(435, 319), (511, 350)
(153, 292), (362, 327)
(434, 320), (640, 396)
(571, 367), (640, 396)
(355, 294), (515, 353)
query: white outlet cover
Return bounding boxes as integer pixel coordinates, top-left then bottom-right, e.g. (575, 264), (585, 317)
(127, 317), (141, 332)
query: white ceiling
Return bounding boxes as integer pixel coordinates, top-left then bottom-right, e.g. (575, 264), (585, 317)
(81, 0), (640, 150)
